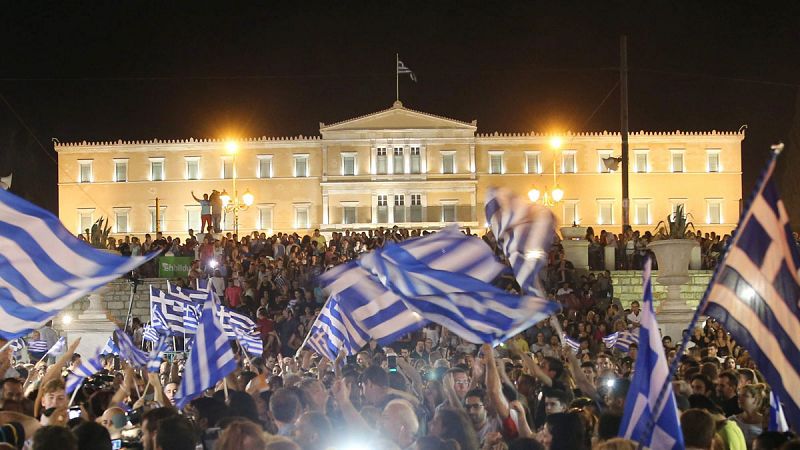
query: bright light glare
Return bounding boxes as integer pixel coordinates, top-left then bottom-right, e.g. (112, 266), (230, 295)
(209, 260), (218, 268)
(551, 186), (564, 203)
(242, 190), (254, 207)
(340, 443), (370, 450)
(62, 314), (73, 325)
(225, 141), (238, 154)
(549, 136), (563, 150)
(740, 286), (756, 301)
(606, 379), (615, 387)
(528, 188), (541, 203)
(220, 190), (231, 207)
(525, 250), (544, 260)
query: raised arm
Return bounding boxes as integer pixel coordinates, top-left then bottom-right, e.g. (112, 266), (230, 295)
(482, 344), (510, 420)
(191, 191), (202, 203)
(564, 348), (599, 400)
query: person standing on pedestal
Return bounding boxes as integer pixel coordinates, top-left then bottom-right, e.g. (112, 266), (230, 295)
(210, 190), (223, 232)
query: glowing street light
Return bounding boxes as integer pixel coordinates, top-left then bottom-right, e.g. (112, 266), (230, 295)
(221, 140), (252, 236)
(529, 135), (566, 207)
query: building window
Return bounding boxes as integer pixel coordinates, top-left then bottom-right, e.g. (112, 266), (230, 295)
(563, 201), (579, 226)
(394, 194), (406, 222)
(670, 150), (685, 173)
(222, 158), (234, 179)
(257, 155), (272, 179)
(634, 150), (649, 173)
(489, 152), (504, 174)
(341, 153), (356, 176)
(258, 205), (274, 231)
(633, 200), (651, 225)
(294, 205), (310, 229)
(597, 200), (614, 225)
(441, 151), (456, 174)
(376, 148), (388, 175)
(410, 147), (421, 174)
(113, 209), (129, 234)
(597, 150), (614, 173)
(149, 206), (166, 233)
(562, 151), (577, 173)
(410, 194), (423, 222)
(77, 208), (94, 234)
(342, 206), (357, 224)
(114, 159), (128, 182)
(707, 149), (721, 173)
(525, 152), (541, 174)
(185, 206), (201, 232)
(78, 160), (93, 183)
(150, 159), (164, 181)
(185, 157), (200, 180)
(441, 201), (457, 223)
(223, 211), (234, 231)
(393, 148), (405, 174)
(707, 199), (723, 224)
(294, 155), (309, 178)
(376, 195), (388, 223)
(670, 198), (688, 221)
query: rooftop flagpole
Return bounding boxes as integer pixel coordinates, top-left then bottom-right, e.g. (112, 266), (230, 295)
(396, 53), (399, 102)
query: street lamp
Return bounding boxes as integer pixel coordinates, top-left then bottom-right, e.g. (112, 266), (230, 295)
(528, 135), (565, 207)
(220, 141), (254, 236)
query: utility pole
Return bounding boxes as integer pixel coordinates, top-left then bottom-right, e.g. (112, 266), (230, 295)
(620, 36), (630, 228)
(155, 197), (160, 234)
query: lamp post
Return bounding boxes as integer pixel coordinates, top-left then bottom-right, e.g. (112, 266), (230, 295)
(528, 136), (565, 208)
(220, 141), (254, 236)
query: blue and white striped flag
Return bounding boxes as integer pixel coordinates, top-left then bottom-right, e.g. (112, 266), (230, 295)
(147, 336), (169, 374)
(563, 335), (580, 352)
(184, 304), (200, 334)
(44, 336), (66, 357)
(27, 339), (48, 354)
(196, 278), (210, 292)
(485, 187), (556, 296)
(397, 58), (417, 82)
(603, 330), (639, 353)
(0, 189), (157, 339)
(8, 338), (23, 352)
(358, 226), (561, 344)
(66, 348), (104, 393)
(619, 258), (684, 449)
(174, 293), (236, 409)
(234, 327), (263, 357)
(167, 281), (209, 303)
(700, 148), (800, 431)
(115, 329), (148, 367)
(150, 286), (193, 335)
(770, 391), (789, 432)
(100, 336), (119, 355)
(143, 324), (160, 343)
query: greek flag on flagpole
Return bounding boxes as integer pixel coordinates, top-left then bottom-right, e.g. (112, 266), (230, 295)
(357, 226), (561, 344)
(45, 336), (66, 357)
(603, 330), (639, 353)
(0, 189), (157, 339)
(114, 329), (148, 367)
(150, 286), (192, 335)
(174, 293), (236, 409)
(234, 327), (263, 357)
(8, 338), (23, 352)
(167, 281), (209, 303)
(143, 325), (160, 343)
(770, 391), (789, 432)
(184, 304), (200, 334)
(397, 59), (417, 82)
(700, 147), (800, 431)
(563, 335), (580, 352)
(66, 348), (104, 393)
(27, 339), (48, 354)
(100, 336), (119, 355)
(147, 336), (169, 373)
(618, 258), (684, 450)
(196, 278), (210, 292)
(485, 187), (556, 296)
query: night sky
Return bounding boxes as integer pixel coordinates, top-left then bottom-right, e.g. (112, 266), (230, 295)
(2, 2), (800, 217)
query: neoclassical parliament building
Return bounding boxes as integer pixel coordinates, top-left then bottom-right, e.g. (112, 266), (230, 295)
(56, 101), (743, 237)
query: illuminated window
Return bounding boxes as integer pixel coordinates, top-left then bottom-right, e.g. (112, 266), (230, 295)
(114, 159), (128, 182)
(707, 199), (723, 224)
(257, 155), (272, 179)
(185, 157), (200, 180)
(562, 151), (577, 173)
(410, 147), (421, 174)
(294, 204), (310, 229)
(633, 200), (651, 225)
(150, 158), (164, 181)
(670, 150), (685, 173)
(489, 152), (504, 174)
(562, 200), (579, 226)
(294, 155), (309, 177)
(525, 152), (541, 174)
(441, 151), (456, 174)
(597, 150), (614, 173)
(376, 148), (388, 174)
(707, 149), (721, 172)
(77, 208), (94, 234)
(341, 153), (356, 176)
(597, 199), (614, 225)
(113, 208), (130, 233)
(78, 160), (93, 183)
(634, 150), (649, 173)
(258, 205), (274, 230)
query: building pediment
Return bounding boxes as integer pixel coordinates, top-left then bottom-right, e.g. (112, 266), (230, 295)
(320, 101), (477, 137)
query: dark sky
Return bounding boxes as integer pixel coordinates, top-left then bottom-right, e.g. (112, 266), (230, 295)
(2, 2), (799, 213)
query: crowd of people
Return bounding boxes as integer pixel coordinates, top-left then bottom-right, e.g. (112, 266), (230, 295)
(1, 225), (797, 450)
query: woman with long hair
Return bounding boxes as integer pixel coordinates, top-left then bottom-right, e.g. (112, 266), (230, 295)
(215, 419), (267, 450)
(730, 383), (768, 449)
(429, 407), (480, 450)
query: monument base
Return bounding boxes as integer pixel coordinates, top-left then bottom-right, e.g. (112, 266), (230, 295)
(64, 292), (116, 356)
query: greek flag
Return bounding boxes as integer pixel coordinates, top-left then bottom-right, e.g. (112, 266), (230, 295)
(196, 278), (210, 292)
(700, 147), (800, 431)
(143, 324), (160, 343)
(0, 189), (157, 339)
(167, 281), (209, 303)
(618, 258), (684, 450)
(100, 336), (119, 355)
(147, 336), (169, 373)
(770, 391), (789, 432)
(357, 226), (560, 344)
(174, 294), (236, 409)
(45, 336), (66, 357)
(234, 327), (263, 357)
(485, 187), (556, 296)
(603, 330), (639, 353)
(66, 348), (104, 393)
(27, 339), (48, 354)
(150, 286), (192, 335)
(397, 58), (417, 82)
(563, 335), (580, 352)
(184, 304), (200, 334)
(8, 338), (23, 352)
(115, 329), (148, 367)
(227, 309), (256, 333)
